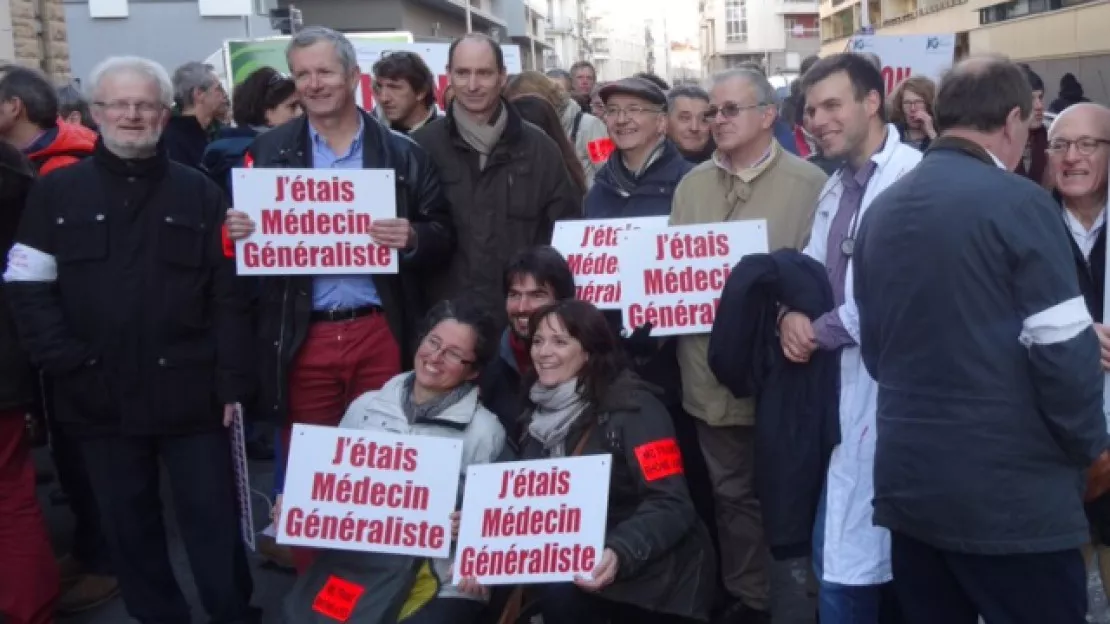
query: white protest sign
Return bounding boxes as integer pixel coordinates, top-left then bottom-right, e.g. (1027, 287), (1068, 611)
(619, 220), (769, 336)
(229, 404), (255, 551)
(232, 168), (398, 276)
(847, 34), (956, 94)
(454, 455), (611, 585)
(277, 424), (463, 558)
(551, 217), (668, 309)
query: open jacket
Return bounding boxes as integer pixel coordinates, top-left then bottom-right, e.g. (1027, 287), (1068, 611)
(520, 371), (715, 621)
(244, 110), (455, 424)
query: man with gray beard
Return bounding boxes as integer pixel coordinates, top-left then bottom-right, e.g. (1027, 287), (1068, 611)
(2, 56), (257, 623)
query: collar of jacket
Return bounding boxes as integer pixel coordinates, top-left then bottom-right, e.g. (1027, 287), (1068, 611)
(265, 108), (395, 169)
(591, 369), (661, 415)
(445, 98), (523, 153)
(596, 139), (683, 196)
(92, 137), (169, 178)
(818, 123), (903, 204)
(924, 134), (996, 167)
(677, 138), (716, 164)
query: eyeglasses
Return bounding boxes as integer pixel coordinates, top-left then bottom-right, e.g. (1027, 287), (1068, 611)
(421, 335), (474, 367)
(603, 105), (662, 119)
(92, 100), (165, 116)
(1046, 137), (1110, 156)
(701, 102), (766, 122)
(902, 100), (926, 111)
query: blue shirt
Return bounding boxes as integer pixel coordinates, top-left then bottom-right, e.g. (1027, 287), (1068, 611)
(308, 117), (381, 311)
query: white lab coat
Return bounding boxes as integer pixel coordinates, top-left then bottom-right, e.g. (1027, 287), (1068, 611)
(803, 125), (922, 586)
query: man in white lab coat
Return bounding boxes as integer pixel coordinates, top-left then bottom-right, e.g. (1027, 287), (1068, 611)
(780, 53), (921, 623)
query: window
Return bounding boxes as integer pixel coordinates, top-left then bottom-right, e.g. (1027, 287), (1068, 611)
(725, 0), (748, 42)
(89, 0), (128, 18)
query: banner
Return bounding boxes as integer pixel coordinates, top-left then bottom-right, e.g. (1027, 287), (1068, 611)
(551, 217), (668, 309)
(619, 220), (769, 336)
(221, 37), (523, 110)
(231, 168), (399, 276)
(847, 34), (956, 94)
(277, 424), (464, 558)
(454, 455), (611, 585)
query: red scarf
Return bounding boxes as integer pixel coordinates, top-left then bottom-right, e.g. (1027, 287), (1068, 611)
(509, 331), (532, 375)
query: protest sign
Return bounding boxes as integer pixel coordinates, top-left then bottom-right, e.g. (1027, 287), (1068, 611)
(277, 424), (463, 558)
(619, 220), (769, 336)
(552, 216), (668, 309)
(847, 34), (956, 94)
(232, 168), (398, 276)
(229, 403), (255, 551)
(220, 38), (522, 110)
(454, 455), (611, 585)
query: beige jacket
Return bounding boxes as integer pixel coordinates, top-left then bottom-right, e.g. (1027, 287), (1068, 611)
(670, 139), (827, 427)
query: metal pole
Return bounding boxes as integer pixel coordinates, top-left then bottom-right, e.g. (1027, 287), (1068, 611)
(860, 0), (871, 29)
(465, 0), (473, 33)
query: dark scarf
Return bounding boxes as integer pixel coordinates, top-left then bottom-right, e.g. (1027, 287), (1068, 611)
(401, 373), (473, 425)
(607, 138), (667, 195)
(508, 331), (531, 375)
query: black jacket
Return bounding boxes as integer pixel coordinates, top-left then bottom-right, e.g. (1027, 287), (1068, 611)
(478, 330), (526, 451)
(520, 372), (715, 621)
(4, 140), (253, 436)
(0, 143), (36, 412)
(855, 136), (1108, 554)
(412, 101), (582, 314)
(708, 249), (840, 558)
(244, 110), (455, 423)
(161, 114), (211, 169)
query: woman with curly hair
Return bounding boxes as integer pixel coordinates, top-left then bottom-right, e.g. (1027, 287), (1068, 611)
(889, 75), (937, 151)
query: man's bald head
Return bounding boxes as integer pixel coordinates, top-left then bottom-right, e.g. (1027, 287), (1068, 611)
(1049, 102), (1110, 140)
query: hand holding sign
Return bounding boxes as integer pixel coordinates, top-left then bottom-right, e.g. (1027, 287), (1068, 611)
(574, 547), (620, 592)
(368, 218), (415, 251)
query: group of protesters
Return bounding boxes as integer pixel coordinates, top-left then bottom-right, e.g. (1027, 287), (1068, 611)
(0, 18), (1107, 624)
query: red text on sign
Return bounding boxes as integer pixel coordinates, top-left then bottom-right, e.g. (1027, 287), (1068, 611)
(285, 507), (446, 551)
(882, 66), (913, 95)
(331, 437), (419, 471)
(274, 175), (356, 203)
(480, 504), (582, 538)
(458, 543), (597, 578)
(643, 264), (732, 296)
(311, 472), (430, 510)
(242, 242), (392, 269)
(565, 252), (618, 276)
(654, 232), (731, 261)
(634, 438), (684, 482)
(260, 209), (373, 236)
(497, 466), (572, 499)
(627, 299), (720, 329)
(576, 281), (620, 305)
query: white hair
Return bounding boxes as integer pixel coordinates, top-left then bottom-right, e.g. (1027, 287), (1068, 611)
(86, 56), (174, 109)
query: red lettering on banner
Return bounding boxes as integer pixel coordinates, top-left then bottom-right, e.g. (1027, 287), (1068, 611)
(310, 472), (430, 510)
(480, 504), (582, 537)
(643, 263), (733, 296)
(241, 241), (393, 269)
(634, 439), (684, 482)
(285, 507), (446, 550)
(576, 281), (621, 304)
(587, 138), (615, 164)
(627, 299), (720, 329)
(274, 175), (357, 203)
(654, 231), (731, 261)
(259, 209), (372, 236)
(330, 436), (419, 471)
(496, 466), (572, 499)
(457, 543), (597, 577)
(312, 575), (365, 622)
(435, 74), (451, 109)
(565, 251), (619, 276)
(882, 66), (913, 94)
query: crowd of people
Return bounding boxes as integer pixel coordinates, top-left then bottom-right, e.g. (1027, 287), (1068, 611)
(0, 20), (1106, 624)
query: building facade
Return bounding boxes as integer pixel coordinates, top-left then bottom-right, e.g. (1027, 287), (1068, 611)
(504, 0), (549, 70)
(818, 0), (1109, 104)
(542, 0), (583, 69)
(584, 0), (648, 80)
(700, 0), (820, 76)
(2, 0), (71, 82)
(64, 0), (277, 83)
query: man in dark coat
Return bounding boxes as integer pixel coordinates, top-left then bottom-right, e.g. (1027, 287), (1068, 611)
(854, 55), (1108, 624)
(4, 56), (257, 622)
(413, 33), (581, 315)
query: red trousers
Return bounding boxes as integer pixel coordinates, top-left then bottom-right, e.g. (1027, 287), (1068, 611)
(0, 410), (59, 624)
(281, 314), (401, 573)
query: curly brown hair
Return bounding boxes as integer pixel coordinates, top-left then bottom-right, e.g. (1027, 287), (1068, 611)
(889, 75), (936, 128)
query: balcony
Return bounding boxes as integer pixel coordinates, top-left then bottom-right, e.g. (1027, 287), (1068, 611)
(775, 0), (821, 12)
(546, 15), (575, 33)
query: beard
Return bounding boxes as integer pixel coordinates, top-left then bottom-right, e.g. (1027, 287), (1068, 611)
(102, 131), (161, 159)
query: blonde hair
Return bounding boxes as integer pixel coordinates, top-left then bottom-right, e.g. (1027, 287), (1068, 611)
(504, 71), (567, 111)
(889, 75), (937, 127)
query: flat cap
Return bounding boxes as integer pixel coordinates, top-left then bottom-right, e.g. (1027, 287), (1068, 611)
(599, 77), (667, 109)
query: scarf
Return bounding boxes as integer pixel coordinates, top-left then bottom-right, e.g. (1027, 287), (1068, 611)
(453, 101), (509, 170)
(508, 331), (531, 375)
(528, 379), (587, 457)
(401, 373), (473, 425)
(607, 137), (667, 195)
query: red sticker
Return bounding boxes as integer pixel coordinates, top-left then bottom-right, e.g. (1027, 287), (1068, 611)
(242, 151), (255, 169)
(634, 438), (684, 482)
(312, 575), (365, 622)
(587, 138), (615, 164)
(220, 223), (235, 259)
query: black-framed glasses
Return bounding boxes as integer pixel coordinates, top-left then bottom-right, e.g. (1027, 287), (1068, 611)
(1046, 137), (1110, 156)
(702, 102), (767, 122)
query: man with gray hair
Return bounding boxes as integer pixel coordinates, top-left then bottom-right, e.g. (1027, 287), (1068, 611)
(671, 66), (827, 624)
(0, 66), (97, 175)
(3, 55), (257, 623)
(161, 61), (227, 168)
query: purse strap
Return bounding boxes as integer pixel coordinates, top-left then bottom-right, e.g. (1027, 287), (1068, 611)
(570, 418), (597, 457)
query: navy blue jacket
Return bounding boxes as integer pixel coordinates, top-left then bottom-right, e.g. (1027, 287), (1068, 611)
(200, 126), (259, 200)
(584, 139), (692, 220)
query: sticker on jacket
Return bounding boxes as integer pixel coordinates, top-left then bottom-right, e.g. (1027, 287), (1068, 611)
(587, 138), (615, 164)
(634, 438), (684, 482)
(220, 224), (235, 259)
(312, 575), (365, 622)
